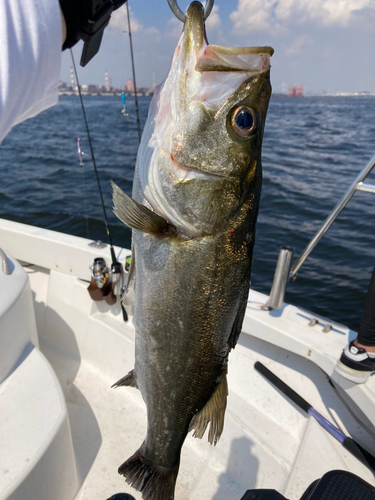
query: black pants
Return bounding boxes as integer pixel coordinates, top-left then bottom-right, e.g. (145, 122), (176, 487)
(357, 267), (375, 346)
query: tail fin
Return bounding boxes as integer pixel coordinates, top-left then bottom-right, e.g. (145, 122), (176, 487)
(119, 447), (179, 500)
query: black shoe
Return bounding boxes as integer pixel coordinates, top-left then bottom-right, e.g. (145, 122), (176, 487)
(106, 494), (136, 500)
(334, 341), (375, 384)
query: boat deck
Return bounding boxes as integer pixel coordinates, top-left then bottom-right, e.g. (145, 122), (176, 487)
(26, 264), (375, 500)
(1, 219), (375, 500)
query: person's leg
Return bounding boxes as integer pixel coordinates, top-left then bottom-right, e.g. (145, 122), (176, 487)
(335, 267), (375, 383)
(355, 267), (375, 350)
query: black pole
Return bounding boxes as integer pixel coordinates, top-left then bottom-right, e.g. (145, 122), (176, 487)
(126, 1), (141, 144)
(70, 49), (116, 265)
(254, 361), (375, 474)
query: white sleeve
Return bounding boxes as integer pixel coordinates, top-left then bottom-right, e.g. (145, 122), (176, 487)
(0, 0), (62, 144)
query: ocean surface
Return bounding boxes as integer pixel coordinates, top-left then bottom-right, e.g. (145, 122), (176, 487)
(1, 94), (374, 332)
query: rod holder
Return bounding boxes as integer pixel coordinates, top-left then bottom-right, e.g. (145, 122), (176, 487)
(262, 246), (293, 310)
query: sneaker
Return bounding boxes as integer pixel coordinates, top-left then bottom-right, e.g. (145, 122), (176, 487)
(334, 341), (375, 384)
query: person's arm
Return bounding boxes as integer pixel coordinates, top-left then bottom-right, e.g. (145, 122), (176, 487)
(0, 0), (127, 145)
(0, 0), (63, 144)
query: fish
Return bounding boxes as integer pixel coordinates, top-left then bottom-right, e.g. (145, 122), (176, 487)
(111, 2), (273, 499)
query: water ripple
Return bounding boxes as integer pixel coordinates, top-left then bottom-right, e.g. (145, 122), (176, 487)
(1, 94), (375, 330)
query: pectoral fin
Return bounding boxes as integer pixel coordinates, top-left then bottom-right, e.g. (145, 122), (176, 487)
(189, 373), (228, 445)
(112, 369), (138, 389)
(112, 182), (176, 237)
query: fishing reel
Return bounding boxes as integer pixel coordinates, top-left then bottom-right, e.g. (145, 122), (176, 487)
(88, 257), (123, 304)
(90, 257), (110, 289)
(87, 255), (133, 321)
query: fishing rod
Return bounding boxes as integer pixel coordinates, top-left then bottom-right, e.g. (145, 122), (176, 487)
(70, 49), (128, 321)
(126, 1), (141, 144)
(254, 361), (375, 474)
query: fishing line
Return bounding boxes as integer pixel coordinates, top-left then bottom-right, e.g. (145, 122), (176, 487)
(70, 49), (117, 265)
(78, 139), (91, 240)
(80, 149), (91, 240)
(62, 73), (91, 240)
(126, 1), (141, 144)
(69, 84), (91, 239)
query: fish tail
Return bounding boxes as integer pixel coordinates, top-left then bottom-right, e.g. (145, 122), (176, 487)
(119, 447), (179, 500)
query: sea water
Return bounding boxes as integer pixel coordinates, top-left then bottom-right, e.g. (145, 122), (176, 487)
(1, 94), (374, 331)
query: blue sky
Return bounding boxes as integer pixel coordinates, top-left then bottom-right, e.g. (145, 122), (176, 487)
(61, 0), (375, 94)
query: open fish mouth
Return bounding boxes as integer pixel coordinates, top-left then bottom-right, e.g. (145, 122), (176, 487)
(169, 155), (227, 182)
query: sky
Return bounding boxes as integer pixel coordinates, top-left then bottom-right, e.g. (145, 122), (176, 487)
(61, 0), (375, 95)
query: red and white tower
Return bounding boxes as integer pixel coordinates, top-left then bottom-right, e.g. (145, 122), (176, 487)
(70, 67), (75, 90)
(105, 71), (110, 92)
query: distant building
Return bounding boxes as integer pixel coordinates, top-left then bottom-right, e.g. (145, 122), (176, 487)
(88, 85), (99, 94)
(126, 78), (135, 92)
(70, 67), (75, 90)
(288, 85), (304, 97)
(58, 77), (154, 96)
(105, 71), (111, 92)
(58, 80), (68, 91)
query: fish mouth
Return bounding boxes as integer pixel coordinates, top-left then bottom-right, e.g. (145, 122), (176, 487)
(169, 155), (226, 182)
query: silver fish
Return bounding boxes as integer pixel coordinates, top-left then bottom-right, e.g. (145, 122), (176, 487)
(112, 2), (273, 499)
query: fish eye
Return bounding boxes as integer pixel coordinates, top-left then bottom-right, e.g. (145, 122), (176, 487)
(230, 106), (258, 138)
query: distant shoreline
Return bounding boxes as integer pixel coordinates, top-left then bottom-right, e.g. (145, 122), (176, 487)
(272, 93), (375, 98)
(271, 93), (375, 98)
(59, 91), (153, 97)
(59, 91), (375, 98)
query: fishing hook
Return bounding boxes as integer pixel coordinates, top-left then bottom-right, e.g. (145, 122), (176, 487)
(167, 0), (214, 23)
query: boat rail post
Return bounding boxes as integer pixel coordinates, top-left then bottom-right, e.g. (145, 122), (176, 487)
(289, 155), (375, 280)
(262, 246), (293, 310)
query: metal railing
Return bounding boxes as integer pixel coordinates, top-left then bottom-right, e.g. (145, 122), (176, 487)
(264, 155), (375, 310)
